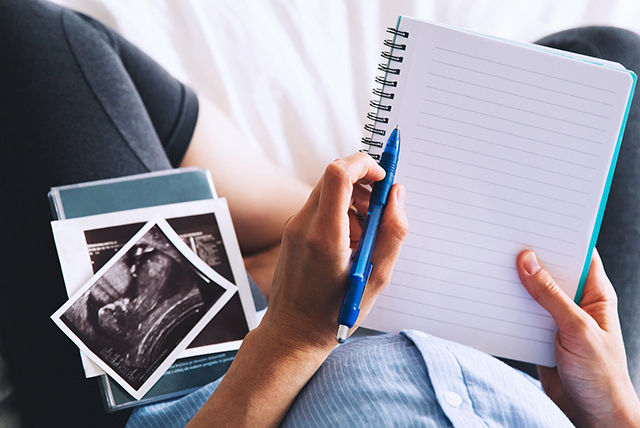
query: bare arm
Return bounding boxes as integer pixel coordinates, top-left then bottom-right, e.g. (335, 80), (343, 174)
(180, 97), (311, 256)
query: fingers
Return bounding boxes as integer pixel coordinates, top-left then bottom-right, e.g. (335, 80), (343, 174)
(352, 183), (372, 215)
(581, 249), (618, 306)
(348, 209), (363, 250)
(317, 153), (385, 234)
(369, 184), (408, 290)
(516, 250), (587, 331)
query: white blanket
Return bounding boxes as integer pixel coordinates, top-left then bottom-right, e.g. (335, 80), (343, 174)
(51, 0), (640, 183)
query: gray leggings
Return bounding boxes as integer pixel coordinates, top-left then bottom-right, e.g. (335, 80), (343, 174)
(536, 27), (640, 391)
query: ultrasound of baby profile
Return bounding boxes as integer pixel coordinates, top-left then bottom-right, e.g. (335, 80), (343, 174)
(60, 224), (225, 389)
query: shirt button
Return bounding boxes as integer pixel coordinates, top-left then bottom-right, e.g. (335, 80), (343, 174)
(444, 391), (462, 408)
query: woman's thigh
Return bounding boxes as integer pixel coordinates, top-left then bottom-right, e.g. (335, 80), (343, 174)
(0, 0), (192, 425)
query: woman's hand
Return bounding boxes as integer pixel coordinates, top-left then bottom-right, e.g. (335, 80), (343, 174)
(188, 153), (408, 428)
(516, 249), (640, 427)
(261, 152), (408, 352)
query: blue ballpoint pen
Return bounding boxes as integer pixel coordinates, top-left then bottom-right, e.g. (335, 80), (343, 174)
(336, 126), (400, 343)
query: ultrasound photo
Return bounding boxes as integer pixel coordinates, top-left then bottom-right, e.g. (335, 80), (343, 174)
(53, 221), (228, 396)
(84, 213), (250, 350)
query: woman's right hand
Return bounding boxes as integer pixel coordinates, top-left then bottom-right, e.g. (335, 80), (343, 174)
(516, 249), (640, 427)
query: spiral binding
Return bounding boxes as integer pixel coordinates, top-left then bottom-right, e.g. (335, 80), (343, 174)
(360, 26), (409, 160)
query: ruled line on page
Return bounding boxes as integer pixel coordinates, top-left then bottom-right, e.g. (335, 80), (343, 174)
(405, 217), (575, 257)
(416, 117), (599, 157)
(403, 234), (569, 270)
(406, 204), (577, 245)
(374, 305), (555, 345)
(401, 242), (568, 282)
(393, 268), (536, 301)
(390, 282), (550, 317)
(399, 255), (535, 284)
(429, 72), (610, 119)
(434, 46), (616, 94)
(402, 244), (519, 271)
(405, 172), (586, 208)
(412, 137), (592, 181)
(424, 84), (607, 131)
(380, 293), (555, 332)
(408, 154), (589, 195)
(421, 99), (606, 143)
(417, 124), (596, 170)
(432, 59), (614, 106)
(406, 177), (582, 220)
(404, 232), (536, 258)
(409, 183), (583, 220)
(405, 192), (580, 232)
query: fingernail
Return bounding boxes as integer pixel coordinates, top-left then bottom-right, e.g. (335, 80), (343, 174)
(523, 252), (541, 275)
(397, 185), (406, 206)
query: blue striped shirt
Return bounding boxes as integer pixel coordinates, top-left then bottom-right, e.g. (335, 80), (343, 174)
(127, 331), (572, 427)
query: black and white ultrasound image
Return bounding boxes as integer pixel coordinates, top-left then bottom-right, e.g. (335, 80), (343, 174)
(60, 224), (225, 389)
(84, 214), (249, 349)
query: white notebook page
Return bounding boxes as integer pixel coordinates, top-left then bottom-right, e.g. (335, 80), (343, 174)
(363, 17), (634, 366)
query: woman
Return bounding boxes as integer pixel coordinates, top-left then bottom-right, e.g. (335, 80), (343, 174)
(1, 1), (639, 426)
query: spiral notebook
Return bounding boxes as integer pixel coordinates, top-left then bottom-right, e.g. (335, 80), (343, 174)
(361, 17), (636, 366)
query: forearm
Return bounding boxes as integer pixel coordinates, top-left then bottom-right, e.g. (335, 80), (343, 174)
(181, 96), (311, 254)
(187, 324), (333, 427)
(244, 242), (281, 299)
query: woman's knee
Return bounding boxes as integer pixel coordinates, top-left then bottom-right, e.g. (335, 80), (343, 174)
(536, 26), (640, 72)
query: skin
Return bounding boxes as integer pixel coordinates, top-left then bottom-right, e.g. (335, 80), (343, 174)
(517, 250), (640, 427)
(181, 97), (639, 427)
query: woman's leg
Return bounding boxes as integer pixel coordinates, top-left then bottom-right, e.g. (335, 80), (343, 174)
(536, 27), (640, 392)
(0, 0), (198, 425)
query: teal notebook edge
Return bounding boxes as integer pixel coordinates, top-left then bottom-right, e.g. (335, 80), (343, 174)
(575, 70), (637, 303)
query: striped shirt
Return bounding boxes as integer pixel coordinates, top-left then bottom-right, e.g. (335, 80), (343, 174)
(127, 331), (572, 427)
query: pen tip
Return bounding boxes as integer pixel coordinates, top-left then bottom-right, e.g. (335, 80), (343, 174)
(395, 124), (399, 130)
(336, 325), (349, 343)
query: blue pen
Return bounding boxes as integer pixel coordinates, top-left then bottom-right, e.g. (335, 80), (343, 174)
(336, 126), (400, 342)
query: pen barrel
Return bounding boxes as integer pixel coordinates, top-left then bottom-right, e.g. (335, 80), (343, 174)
(337, 274), (366, 327)
(371, 150), (397, 206)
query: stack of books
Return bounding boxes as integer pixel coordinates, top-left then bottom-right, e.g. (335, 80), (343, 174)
(48, 168), (258, 411)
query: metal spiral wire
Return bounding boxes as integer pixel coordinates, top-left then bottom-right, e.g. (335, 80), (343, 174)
(360, 26), (409, 159)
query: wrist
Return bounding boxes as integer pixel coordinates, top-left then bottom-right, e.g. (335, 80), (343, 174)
(250, 318), (336, 367)
(612, 394), (640, 427)
(586, 383), (640, 428)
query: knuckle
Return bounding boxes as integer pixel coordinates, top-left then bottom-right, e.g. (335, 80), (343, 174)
(392, 220), (409, 241)
(368, 268), (391, 292)
(355, 151), (371, 164)
(325, 159), (349, 182)
(283, 216), (303, 240)
(304, 230), (330, 255)
(532, 271), (560, 299)
(565, 315), (592, 337)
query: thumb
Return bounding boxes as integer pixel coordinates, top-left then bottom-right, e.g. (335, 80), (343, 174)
(368, 184), (409, 291)
(516, 250), (584, 331)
